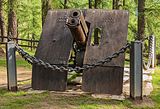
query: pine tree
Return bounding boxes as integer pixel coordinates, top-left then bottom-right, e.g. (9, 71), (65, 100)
(94, 0), (102, 9)
(0, 0), (7, 41)
(8, 0), (17, 38)
(64, 0), (67, 9)
(42, 0), (52, 26)
(113, 0), (119, 9)
(89, 0), (92, 8)
(17, 0), (41, 40)
(137, 0), (145, 40)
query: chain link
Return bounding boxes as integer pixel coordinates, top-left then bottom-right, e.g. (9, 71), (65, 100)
(142, 36), (153, 70)
(10, 33), (150, 72)
(15, 42), (131, 72)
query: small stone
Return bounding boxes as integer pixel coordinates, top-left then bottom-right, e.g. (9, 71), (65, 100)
(72, 77), (82, 83)
(111, 95), (125, 101)
(124, 68), (130, 73)
(143, 75), (149, 81)
(28, 90), (46, 94)
(123, 76), (129, 83)
(124, 72), (129, 76)
(92, 94), (110, 99)
(143, 75), (152, 82)
(143, 82), (153, 96)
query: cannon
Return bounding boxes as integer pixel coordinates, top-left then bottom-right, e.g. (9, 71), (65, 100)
(66, 10), (88, 46)
(66, 10), (89, 66)
(32, 9), (129, 95)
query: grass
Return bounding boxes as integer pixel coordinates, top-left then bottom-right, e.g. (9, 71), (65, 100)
(0, 89), (49, 109)
(0, 53), (160, 108)
(150, 66), (160, 108)
(0, 88), (133, 109)
(0, 56), (31, 69)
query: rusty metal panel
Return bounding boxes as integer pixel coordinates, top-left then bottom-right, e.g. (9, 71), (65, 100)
(82, 10), (129, 94)
(32, 10), (73, 91)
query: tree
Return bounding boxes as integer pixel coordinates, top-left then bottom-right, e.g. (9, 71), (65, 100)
(64, 0), (67, 9)
(113, 0), (119, 9)
(93, 0), (102, 45)
(17, 0), (41, 41)
(42, 0), (52, 26)
(94, 0), (102, 9)
(8, 0), (17, 38)
(89, 0), (92, 8)
(123, 0), (125, 7)
(0, 0), (7, 42)
(137, 0), (145, 40)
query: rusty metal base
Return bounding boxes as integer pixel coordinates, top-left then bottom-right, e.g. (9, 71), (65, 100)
(32, 65), (67, 91)
(82, 67), (124, 95)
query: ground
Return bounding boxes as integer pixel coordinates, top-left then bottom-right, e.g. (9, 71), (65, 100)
(0, 55), (160, 109)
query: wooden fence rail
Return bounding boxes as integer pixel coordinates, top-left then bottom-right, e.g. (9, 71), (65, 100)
(0, 36), (39, 50)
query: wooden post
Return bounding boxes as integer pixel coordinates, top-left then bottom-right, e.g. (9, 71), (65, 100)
(31, 38), (33, 51)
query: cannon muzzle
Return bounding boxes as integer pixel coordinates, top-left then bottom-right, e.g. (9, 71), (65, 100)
(66, 10), (88, 46)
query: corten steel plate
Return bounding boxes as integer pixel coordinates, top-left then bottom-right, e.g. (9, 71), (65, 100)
(32, 9), (129, 93)
(82, 10), (129, 95)
(32, 10), (73, 91)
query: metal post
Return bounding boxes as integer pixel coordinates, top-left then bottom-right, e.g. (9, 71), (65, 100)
(130, 41), (143, 100)
(149, 35), (156, 68)
(6, 41), (17, 91)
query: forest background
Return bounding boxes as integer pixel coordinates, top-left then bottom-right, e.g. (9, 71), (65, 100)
(0, 0), (160, 54)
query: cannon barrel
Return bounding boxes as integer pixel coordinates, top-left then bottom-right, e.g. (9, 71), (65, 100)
(66, 10), (88, 46)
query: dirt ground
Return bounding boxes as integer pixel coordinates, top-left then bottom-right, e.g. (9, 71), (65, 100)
(0, 64), (156, 108)
(0, 66), (31, 88)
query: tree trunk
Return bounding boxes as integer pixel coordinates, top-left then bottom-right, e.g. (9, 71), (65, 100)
(89, 0), (92, 8)
(32, 9), (36, 51)
(94, 0), (98, 9)
(42, 0), (52, 26)
(123, 0), (125, 7)
(8, 0), (17, 39)
(64, 0), (67, 9)
(94, 0), (102, 9)
(0, 0), (7, 42)
(112, 0), (119, 9)
(137, 0), (145, 40)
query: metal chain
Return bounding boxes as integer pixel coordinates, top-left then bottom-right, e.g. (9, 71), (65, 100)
(13, 33), (150, 72)
(82, 43), (131, 70)
(15, 42), (131, 72)
(142, 36), (153, 70)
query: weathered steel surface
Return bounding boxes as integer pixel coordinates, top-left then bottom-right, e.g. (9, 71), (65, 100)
(32, 9), (129, 93)
(82, 10), (129, 94)
(32, 10), (73, 91)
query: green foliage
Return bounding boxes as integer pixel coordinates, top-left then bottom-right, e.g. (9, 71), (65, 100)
(17, 0), (42, 41)
(1, 0), (160, 54)
(145, 0), (160, 54)
(151, 66), (160, 108)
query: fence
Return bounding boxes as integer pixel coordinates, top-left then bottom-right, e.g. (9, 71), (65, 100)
(0, 36), (39, 50)
(5, 35), (156, 100)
